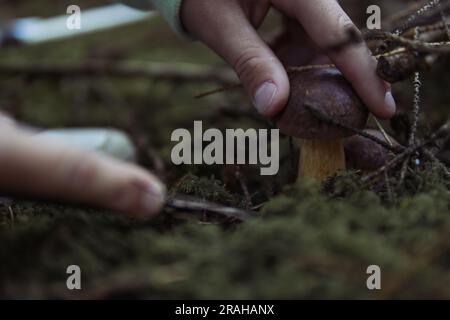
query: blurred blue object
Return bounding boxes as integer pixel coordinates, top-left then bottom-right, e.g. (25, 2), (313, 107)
(1, 4), (154, 46)
(35, 128), (137, 162)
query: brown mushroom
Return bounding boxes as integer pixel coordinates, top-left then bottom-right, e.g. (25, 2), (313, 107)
(344, 129), (398, 173)
(275, 67), (369, 180)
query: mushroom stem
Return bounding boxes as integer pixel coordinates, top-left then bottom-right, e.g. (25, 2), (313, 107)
(298, 138), (345, 181)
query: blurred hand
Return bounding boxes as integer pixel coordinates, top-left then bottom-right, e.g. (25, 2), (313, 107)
(181, 0), (396, 119)
(0, 115), (165, 220)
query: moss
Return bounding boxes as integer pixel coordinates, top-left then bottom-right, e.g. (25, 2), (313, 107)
(1, 167), (449, 299)
(172, 173), (241, 206)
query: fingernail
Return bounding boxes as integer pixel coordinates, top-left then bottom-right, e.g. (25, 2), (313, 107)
(253, 81), (278, 115)
(121, 179), (166, 219)
(140, 181), (166, 215)
(385, 90), (396, 115)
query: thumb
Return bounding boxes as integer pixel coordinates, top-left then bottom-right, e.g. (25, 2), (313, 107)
(182, 1), (289, 117)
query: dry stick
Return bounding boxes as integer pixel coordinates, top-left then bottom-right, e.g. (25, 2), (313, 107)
(397, 0), (441, 33)
(410, 73), (423, 146)
(401, 19), (450, 39)
(362, 121), (450, 183)
(287, 64), (335, 73)
(383, 0), (442, 32)
(400, 28), (424, 183)
(304, 104), (403, 153)
(391, 0), (450, 35)
(7, 206), (14, 229)
(194, 64), (334, 99)
(0, 61), (236, 84)
(421, 148), (450, 178)
(166, 195), (258, 222)
(419, 19), (450, 33)
(399, 156), (410, 182)
(194, 83), (242, 99)
(366, 31), (450, 53)
(372, 115), (394, 146)
(362, 151), (410, 183)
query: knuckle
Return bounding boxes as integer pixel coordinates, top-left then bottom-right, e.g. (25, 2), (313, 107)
(232, 47), (270, 82)
(319, 13), (360, 49)
(334, 13), (358, 42)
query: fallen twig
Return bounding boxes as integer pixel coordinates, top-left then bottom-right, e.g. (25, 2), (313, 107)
(383, 0), (445, 32)
(389, 0), (450, 35)
(421, 148), (450, 178)
(362, 121), (450, 183)
(400, 27), (424, 184)
(0, 61), (236, 84)
(194, 64), (334, 99)
(372, 115), (394, 146)
(362, 150), (411, 184)
(166, 194), (258, 222)
(304, 104), (403, 153)
(366, 30), (450, 53)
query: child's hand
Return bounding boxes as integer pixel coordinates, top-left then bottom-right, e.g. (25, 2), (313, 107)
(0, 115), (165, 220)
(181, 0), (396, 119)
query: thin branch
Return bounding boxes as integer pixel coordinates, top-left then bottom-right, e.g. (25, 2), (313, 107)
(166, 194), (258, 222)
(366, 30), (450, 53)
(194, 64), (334, 99)
(0, 61), (236, 84)
(410, 73), (423, 145)
(400, 27), (423, 185)
(390, 0), (450, 35)
(304, 104), (403, 153)
(383, 0), (444, 32)
(399, 157), (410, 182)
(362, 150), (410, 183)
(194, 83), (242, 99)
(362, 121), (450, 183)
(287, 64), (335, 73)
(421, 148), (450, 178)
(372, 115), (394, 146)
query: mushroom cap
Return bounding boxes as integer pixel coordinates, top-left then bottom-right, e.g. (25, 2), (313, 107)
(275, 67), (369, 139)
(344, 129), (398, 172)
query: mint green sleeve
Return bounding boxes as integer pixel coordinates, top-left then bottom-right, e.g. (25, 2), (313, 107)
(122, 0), (190, 39)
(150, 0), (190, 39)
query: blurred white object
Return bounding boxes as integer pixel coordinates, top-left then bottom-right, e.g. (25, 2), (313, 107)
(36, 128), (137, 162)
(7, 4), (155, 44)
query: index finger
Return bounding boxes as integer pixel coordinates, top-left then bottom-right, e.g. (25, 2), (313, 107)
(286, 0), (396, 119)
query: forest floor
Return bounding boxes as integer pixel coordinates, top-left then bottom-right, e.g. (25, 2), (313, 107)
(0, 2), (449, 299)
